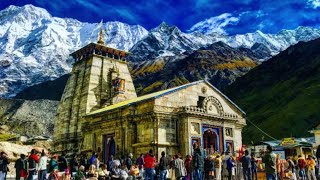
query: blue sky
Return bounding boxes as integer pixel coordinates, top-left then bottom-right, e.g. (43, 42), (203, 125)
(1, 0), (320, 35)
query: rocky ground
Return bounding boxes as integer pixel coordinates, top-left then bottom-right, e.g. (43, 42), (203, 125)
(0, 99), (58, 138)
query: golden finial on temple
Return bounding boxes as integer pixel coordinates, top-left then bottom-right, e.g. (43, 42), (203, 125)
(97, 29), (105, 45)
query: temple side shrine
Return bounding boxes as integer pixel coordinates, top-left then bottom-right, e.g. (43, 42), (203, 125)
(53, 30), (247, 161)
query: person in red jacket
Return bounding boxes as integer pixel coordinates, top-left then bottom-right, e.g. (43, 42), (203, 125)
(298, 155), (307, 180)
(144, 149), (155, 180)
(28, 149), (39, 180)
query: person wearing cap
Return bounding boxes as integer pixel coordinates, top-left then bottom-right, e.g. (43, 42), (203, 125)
(0, 152), (9, 180)
(126, 153), (133, 170)
(38, 150), (48, 180)
(262, 145), (277, 180)
(27, 149), (39, 180)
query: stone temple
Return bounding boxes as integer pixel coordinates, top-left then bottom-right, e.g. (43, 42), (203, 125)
(53, 31), (247, 161)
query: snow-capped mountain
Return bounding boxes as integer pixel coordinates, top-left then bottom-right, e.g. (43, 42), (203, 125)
(1, 4), (320, 98)
(130, 22), (320, 62)
(227, 26), (320, 54)
(129, 22), (227, 61)
(0, 5), (148, 98)
(188, 17), (320, 54)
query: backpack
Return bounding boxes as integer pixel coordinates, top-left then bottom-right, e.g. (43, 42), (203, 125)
(28, 158), (36, 169)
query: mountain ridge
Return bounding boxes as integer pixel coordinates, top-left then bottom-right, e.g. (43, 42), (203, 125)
(1, 4), (320, 98)
(224, 38), (320, 143)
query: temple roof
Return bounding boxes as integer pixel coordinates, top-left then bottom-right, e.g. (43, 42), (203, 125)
(70, 42), (129, 61)
(86, 80), (246, 116)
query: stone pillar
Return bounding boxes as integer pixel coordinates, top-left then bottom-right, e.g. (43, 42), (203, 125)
(179, 114), (190, 157)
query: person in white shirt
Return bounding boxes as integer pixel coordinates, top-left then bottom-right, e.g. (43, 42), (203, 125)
(38, 150), (48, 180)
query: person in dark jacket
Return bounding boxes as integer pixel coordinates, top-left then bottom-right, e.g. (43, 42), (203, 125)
(70, 153), (79, 176)
(0, 152), (9, 180)
(58, 151), (68, 172)
(192, 148), (204, 180)
(126, 153), (133, 171)
(204, 157), (211, 179)
(240, 150), (252, 180)
(262, 145), (277, 180)
(136, 154), (144, 170)
(159, 151), (168, 180)
(80, 154), (89, 171)
(15, 154), (26, 180)
(27, 149), (39, 180)
(136, 154), (144, 178)
(251, 153), (258, 180)
(226, 156), (235, 180)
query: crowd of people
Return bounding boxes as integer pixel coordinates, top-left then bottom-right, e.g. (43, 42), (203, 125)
(0, 145), (320, 180)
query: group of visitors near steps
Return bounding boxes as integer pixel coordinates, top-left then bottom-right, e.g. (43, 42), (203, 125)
(0, 145), (319, 180)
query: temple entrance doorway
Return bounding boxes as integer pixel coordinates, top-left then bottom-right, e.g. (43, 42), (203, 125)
(102, 134), (116, 164)
(203, 129), (218, 155)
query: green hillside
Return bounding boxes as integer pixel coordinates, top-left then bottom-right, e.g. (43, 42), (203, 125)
(224, 38), (320, 144)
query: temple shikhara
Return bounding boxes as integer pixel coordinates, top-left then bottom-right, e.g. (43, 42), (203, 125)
(53, 30), (247, 161)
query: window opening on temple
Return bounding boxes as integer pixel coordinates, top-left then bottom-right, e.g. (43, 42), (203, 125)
(197, 96), (205, 107)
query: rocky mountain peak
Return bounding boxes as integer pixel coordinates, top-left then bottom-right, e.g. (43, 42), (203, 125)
(0, 4), (148, 98)
(151, 21), (181, 34)
(0, 4), (51, 23)
(1, 5), (320, 98)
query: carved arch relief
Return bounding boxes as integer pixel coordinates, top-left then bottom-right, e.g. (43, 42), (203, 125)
(202, 96), (224, 115)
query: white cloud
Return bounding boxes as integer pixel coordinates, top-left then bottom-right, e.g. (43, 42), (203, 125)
(307, 0), (320, 8)
(188, 13), (239, 35)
